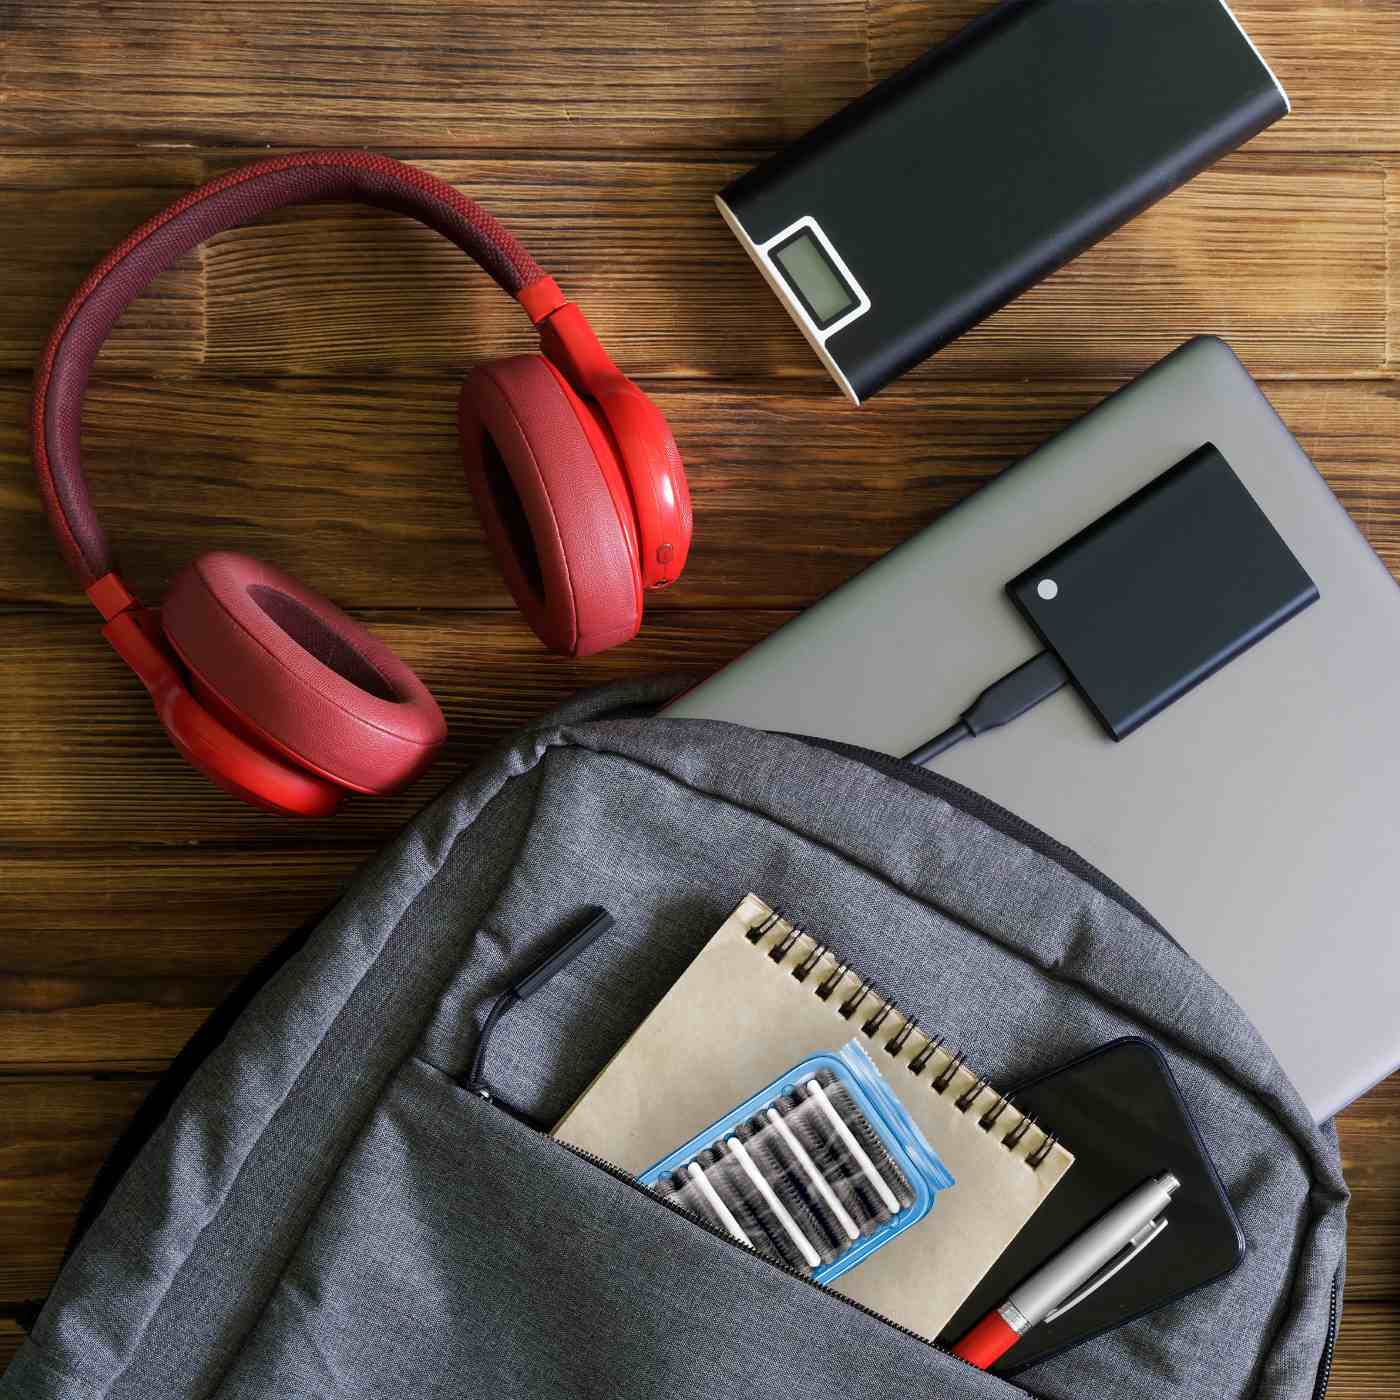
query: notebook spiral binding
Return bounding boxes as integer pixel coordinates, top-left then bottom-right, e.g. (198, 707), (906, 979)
(746, 906), (1059, 1171)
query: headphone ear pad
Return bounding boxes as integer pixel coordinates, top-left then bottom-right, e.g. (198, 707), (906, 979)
(162, 552), (446, 795)
(460, 355), (643, 657)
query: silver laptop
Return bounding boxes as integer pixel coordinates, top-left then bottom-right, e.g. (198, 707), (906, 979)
(668, 337), (1400, 1121)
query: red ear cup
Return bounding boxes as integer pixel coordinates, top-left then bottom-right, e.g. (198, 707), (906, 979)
(96, 599), (347, 818)
(162, 552), (446, 795)
(459, 355), (644, 657)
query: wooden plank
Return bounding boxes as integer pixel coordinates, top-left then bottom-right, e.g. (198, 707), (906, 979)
(0, 152), (1383, 380)
(1339, 1073), (1400, 1303)
(0, 609), (788, 847)
(6, 375), (1399, 612)
(0, 850), (359, 976)
(0, 1075), (152, 1301)
(0, 1), (869, 153)
(868, 2), (1400, 156)
(1268, 379), (1400, 578)
(0, 156), (206, 370)
(0, 1005), (210, 1075)
(10, 2), (1400, 159)
(1387, 167), (1400, 372)
(1331, 1303), (1400, 1399)
(1239, 3), (1400, 156)
(0, 849), (363, 1071)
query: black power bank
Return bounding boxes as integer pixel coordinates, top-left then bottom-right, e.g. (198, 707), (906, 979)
(717, 0), (1289, 402)
(1006, 444), (1319, 741)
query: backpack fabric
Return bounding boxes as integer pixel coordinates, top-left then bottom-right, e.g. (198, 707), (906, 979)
(1, 678), (1347, 1400)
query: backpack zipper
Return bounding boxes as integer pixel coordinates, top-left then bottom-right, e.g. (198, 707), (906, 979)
(554, 1134), (1026, 1393)
(1312, 1277), (1338, 1400)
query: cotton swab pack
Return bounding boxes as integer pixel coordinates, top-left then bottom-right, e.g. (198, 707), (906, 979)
(641, 1040), (954, 1284)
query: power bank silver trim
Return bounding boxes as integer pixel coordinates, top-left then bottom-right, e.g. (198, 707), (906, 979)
(1217, 0), (1291, 113)
(715, 196), (864, 405)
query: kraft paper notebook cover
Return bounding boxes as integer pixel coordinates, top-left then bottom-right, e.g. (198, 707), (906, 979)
(555, 894), (1075, 1340)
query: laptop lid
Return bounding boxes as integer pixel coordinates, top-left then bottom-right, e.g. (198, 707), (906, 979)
(667, 337), (1400, 1121)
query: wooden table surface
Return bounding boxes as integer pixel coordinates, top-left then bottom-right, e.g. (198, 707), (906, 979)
(2, 1), (1398, 1390)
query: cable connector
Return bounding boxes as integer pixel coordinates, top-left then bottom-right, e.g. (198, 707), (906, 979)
(905, 651), (1069, 766)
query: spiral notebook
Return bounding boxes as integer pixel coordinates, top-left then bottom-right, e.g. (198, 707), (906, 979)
(555, 895), (1075, 1340)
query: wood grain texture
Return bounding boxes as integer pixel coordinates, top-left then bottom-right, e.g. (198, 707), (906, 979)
(0, 1), (870, 152)
(7, 376), (1400, 612)
(1227, 3), (1400, 157)
(0, 850), (360, 974)
(0, 153), (1383, 380)
(0, 609), (789, 846)
(1330, 1303), (1400, 1399)
(1387, 166), (1400, 372)
(1340, 1074), (1400, 1304)
(3, 0), (1400, 1384)
(0, 157), (206, 370)
(0, 1076), (152, 1301)
(9, 2), (1400, 157)
(0, 849), (363, 1070)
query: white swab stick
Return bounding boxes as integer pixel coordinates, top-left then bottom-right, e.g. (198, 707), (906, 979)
(725, 1137), (822, 1269)
(802, 1079), (901, 1215)
(765, 1107), (859, 1241)
(686, 1161), (752, 1247)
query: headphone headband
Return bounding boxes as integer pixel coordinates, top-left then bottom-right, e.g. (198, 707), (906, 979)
(34, 150), (561, 588)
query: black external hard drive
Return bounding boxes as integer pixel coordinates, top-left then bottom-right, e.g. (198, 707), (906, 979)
(717, 0), (1289, 403)
(1006, 443), (1319, 741)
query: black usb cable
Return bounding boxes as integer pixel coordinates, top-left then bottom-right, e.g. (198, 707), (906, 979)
(904, 651), (1069, 766)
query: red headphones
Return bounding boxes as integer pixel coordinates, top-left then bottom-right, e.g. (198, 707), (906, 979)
(33, 151), (692, 817)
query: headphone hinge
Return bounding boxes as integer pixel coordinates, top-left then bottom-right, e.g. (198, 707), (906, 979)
(100, 605), (184, 705)
(86, 571), (139, 622)
(517, 275), (568, 326)
(538, 301), (624, 400)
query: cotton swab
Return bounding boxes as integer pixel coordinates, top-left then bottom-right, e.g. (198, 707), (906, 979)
(686, 1161), (752, 1247)
(802, 1078), (902, 1215)
(765, 1106), (860, 1241)
(726, 1136), (822, 1269)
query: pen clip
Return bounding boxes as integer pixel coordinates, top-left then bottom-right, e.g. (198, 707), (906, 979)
(1042, 1218), (1168, 1324)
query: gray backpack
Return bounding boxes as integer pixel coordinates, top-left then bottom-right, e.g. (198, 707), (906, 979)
(2, 679), (1346, 1400)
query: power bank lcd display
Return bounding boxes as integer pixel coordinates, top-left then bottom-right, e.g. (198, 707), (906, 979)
(771, 231), (859, 328)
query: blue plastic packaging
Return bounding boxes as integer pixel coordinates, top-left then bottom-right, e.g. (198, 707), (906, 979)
(640, 1040), (955, 1284)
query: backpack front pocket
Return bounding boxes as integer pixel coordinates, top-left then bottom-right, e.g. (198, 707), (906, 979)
(211, 1058), (1026, 1400)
